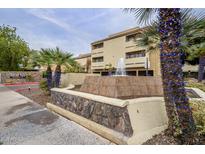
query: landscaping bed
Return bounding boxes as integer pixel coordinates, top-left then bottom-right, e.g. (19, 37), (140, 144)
(5, 82), (52, 107)
(17, 88), (52, 107)
(143, 99), (205, 145)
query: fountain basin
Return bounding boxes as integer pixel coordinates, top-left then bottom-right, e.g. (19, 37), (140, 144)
(50, 85), (168, 144)
(79, 76), (164, 99)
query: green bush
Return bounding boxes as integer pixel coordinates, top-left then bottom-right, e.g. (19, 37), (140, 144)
(26, 74), (35, 82)
(39, 80), (49, 93)
(42, 71), (47, 78)
(190, 100), (205, 136)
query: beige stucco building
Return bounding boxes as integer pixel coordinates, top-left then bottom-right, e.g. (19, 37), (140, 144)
(75, 53), (91, 73)
(91, 27), (161, 76)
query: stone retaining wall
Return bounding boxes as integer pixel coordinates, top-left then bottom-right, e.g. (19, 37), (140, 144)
(0, 71), (41, 83)
(51, 90), (133, 137)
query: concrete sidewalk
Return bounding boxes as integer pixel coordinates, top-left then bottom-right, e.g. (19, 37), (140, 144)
(0, 85), (112, 145)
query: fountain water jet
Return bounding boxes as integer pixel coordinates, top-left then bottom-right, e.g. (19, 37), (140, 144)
(115, 57), (126, 76)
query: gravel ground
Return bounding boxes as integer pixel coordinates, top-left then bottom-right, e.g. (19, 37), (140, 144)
(143, 130), (179, 145)
(143, 130), (205, 145)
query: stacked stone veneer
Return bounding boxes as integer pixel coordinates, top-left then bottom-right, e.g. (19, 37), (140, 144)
(80, 76), (163, 99)
(51, 90), (133, 137)
(0, 71), (41, 83)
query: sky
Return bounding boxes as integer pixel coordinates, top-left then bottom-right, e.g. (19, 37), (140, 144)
(0, 8), (139, 56)
(0, 8), (205, 56)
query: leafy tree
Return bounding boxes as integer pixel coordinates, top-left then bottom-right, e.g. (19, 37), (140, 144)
(24, 49), (41, 70)
(0, 25), (30, 71)
(125, 8), (199, 144)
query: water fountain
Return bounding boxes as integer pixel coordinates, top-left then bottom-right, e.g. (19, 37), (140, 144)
(49, 58), (167, 145)
(115, 57), (126, 76)
(79, 57), (163, 99)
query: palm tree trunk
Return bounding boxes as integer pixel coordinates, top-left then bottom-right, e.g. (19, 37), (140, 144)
(159, 8), (196, 144)
(46, 65), (52, 90)
(198, 56), (205, 82)
(54, 65), (61, 87)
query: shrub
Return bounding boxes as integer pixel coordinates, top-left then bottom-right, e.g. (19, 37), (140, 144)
(39, 79), (49, 93)
(26, 74), (35, 82)
(42, 71), (47, 78)
(190, 100), (205, 136)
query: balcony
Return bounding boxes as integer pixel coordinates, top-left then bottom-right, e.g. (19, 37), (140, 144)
(92, 48), (104, 54)
(125, 57), (149, 68)
(91, 62), (105, 70)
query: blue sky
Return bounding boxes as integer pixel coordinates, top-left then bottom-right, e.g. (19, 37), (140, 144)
(0, 8), (204, 56)
(0, 8), (138, 56)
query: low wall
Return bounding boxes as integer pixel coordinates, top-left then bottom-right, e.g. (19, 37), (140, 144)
(80, 76), (163, 99)
(60, 73), (99, 87)
(50, 87), (168, 144)
(0, 71), (41, 83)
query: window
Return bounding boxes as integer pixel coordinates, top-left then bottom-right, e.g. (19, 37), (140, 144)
(92, 43), (104, 49)
(92, 57), (104, 63)
(126, 33), (143, 42)
(126, 71), (137, 76)
(138, 70), (154, 76)
(126, 50), (146, 59)
(126, 34), (136, 42)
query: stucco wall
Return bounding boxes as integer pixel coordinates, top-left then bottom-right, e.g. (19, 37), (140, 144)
(60, 73), (99, 87)
(91, 29), (161, 76)
(50, 87), (168, 144)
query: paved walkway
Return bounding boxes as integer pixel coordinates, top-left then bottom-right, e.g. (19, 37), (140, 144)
(0, 85), (112, 145)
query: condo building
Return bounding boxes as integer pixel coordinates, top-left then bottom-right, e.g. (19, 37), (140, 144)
(74, 53), (91, 73)
(90, 27), (161, 76)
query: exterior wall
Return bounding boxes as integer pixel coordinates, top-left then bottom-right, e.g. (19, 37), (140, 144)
(60, 73), (99, 87)
(91, 28), (161, 76)
(80, 76), (163, 99)
(50, 87), (168, 144)
(51, 90), (133, 137)
(0, 71), (41, 83)
(75, 56), (91, 73)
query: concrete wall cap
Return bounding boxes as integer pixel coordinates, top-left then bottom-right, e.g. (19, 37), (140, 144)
(51, 88), (129, 107)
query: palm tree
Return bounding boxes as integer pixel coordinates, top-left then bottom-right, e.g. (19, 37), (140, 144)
(38, 48), (53, 91)
(51, 47), (73, 87)
(186, 20), (205, 82)
(138, 13), (205, 82)
(187, 42), (205, 81)
(125, 8), (198, 144)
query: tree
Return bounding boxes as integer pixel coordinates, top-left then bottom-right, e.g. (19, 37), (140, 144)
(125, 8), (197, 144)
(24, 49), (41, 70)
(38, 48), (54, 91)
(65, 60), (84, 73)
(51, 47), (73, 87)
(0, 25), (30, 71)
(186, 20), (205, 82)
(139, 16), (205, 82)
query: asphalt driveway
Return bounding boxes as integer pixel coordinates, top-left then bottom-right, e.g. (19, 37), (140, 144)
(0, 85), (112, 145)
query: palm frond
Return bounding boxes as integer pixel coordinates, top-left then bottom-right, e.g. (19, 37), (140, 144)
(123, 8), (158, 25)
